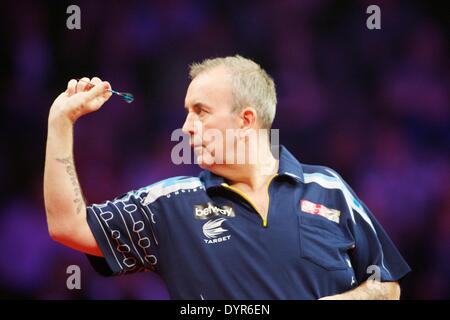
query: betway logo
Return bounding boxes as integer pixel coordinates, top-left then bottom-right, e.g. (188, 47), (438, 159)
(194, 202), (235, 220)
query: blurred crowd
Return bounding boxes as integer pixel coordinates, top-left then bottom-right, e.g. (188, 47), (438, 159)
(0, 0), (448, 299)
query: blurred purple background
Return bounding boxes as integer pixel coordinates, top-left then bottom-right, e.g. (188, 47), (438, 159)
(0, 0), (448, 299)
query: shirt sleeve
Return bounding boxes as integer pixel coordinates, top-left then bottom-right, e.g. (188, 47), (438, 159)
(85, 186), (160, 276)
(345, 187), (412, 284)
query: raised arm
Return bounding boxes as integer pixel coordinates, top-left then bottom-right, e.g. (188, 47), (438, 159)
(44, 77), (112, 256)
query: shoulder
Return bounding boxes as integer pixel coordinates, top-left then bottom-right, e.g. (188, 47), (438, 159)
(140, 176), (205, 206)
(108, 176), (204, 205)
(301, 162), (360, 202)
(300, 163), (355, 202)
(301, 163), (376, 228)
(300, 163), (367, 218)
(301, 163), (346, 185)
(301, 163), (336, 175)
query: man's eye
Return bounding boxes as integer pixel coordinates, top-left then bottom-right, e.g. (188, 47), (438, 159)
(196, 108), (206, 115)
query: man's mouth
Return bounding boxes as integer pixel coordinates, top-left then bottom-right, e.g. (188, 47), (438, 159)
(190, 138), (204, 149)
(190, 143), (202, 149)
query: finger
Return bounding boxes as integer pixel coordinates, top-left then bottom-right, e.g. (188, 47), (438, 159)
(103, 81), (111, 91)
(87, 77), (102, 96)
(101, 81), (113, 100)
(84, 81), (110, 101)
(66, 79), (77, 96)
(90, 77), (102, 86)
(76, 77), (91, 93)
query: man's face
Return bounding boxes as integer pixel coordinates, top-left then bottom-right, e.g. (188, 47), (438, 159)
(182, 66), (241, 170)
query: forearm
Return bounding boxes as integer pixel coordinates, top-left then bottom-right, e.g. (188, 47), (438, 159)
(320, 280), (401, 300)
(44, 115), (86, 239)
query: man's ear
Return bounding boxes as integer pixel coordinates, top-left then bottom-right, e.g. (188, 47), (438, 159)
(240, 107), (258, 129)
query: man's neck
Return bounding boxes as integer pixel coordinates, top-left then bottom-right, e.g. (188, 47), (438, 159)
(215, 142), (279, 192)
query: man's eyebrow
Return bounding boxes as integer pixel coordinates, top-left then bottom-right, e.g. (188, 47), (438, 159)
(184, 102), (211, 111)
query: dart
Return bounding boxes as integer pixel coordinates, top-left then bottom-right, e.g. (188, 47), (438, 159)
(76, 78), (134, 103)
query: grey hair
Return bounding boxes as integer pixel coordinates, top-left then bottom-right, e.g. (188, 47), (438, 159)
(189, 55), (277, 129)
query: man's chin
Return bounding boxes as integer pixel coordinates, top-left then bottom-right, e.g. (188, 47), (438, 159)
(197, 162), (212, 171)
(194, 149), (215, 168)
(196, 156), (215, 170)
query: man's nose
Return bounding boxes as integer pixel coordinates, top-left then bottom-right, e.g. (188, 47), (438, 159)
(182, 112), (196, 136)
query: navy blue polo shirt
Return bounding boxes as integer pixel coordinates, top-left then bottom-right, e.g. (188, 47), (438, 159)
(86, 145), (411, 299)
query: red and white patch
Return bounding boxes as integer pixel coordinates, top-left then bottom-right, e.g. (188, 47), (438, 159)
(300, 199), (341, 224)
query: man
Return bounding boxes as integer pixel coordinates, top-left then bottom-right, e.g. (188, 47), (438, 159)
(44, 55), (410, 299)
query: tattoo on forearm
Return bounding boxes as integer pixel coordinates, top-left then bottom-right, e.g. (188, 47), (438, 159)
(55, 156), (84, 214)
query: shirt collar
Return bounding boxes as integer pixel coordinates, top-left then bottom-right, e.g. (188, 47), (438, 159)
(277, 145), (304, 183)
(199, 145), (304, 189)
